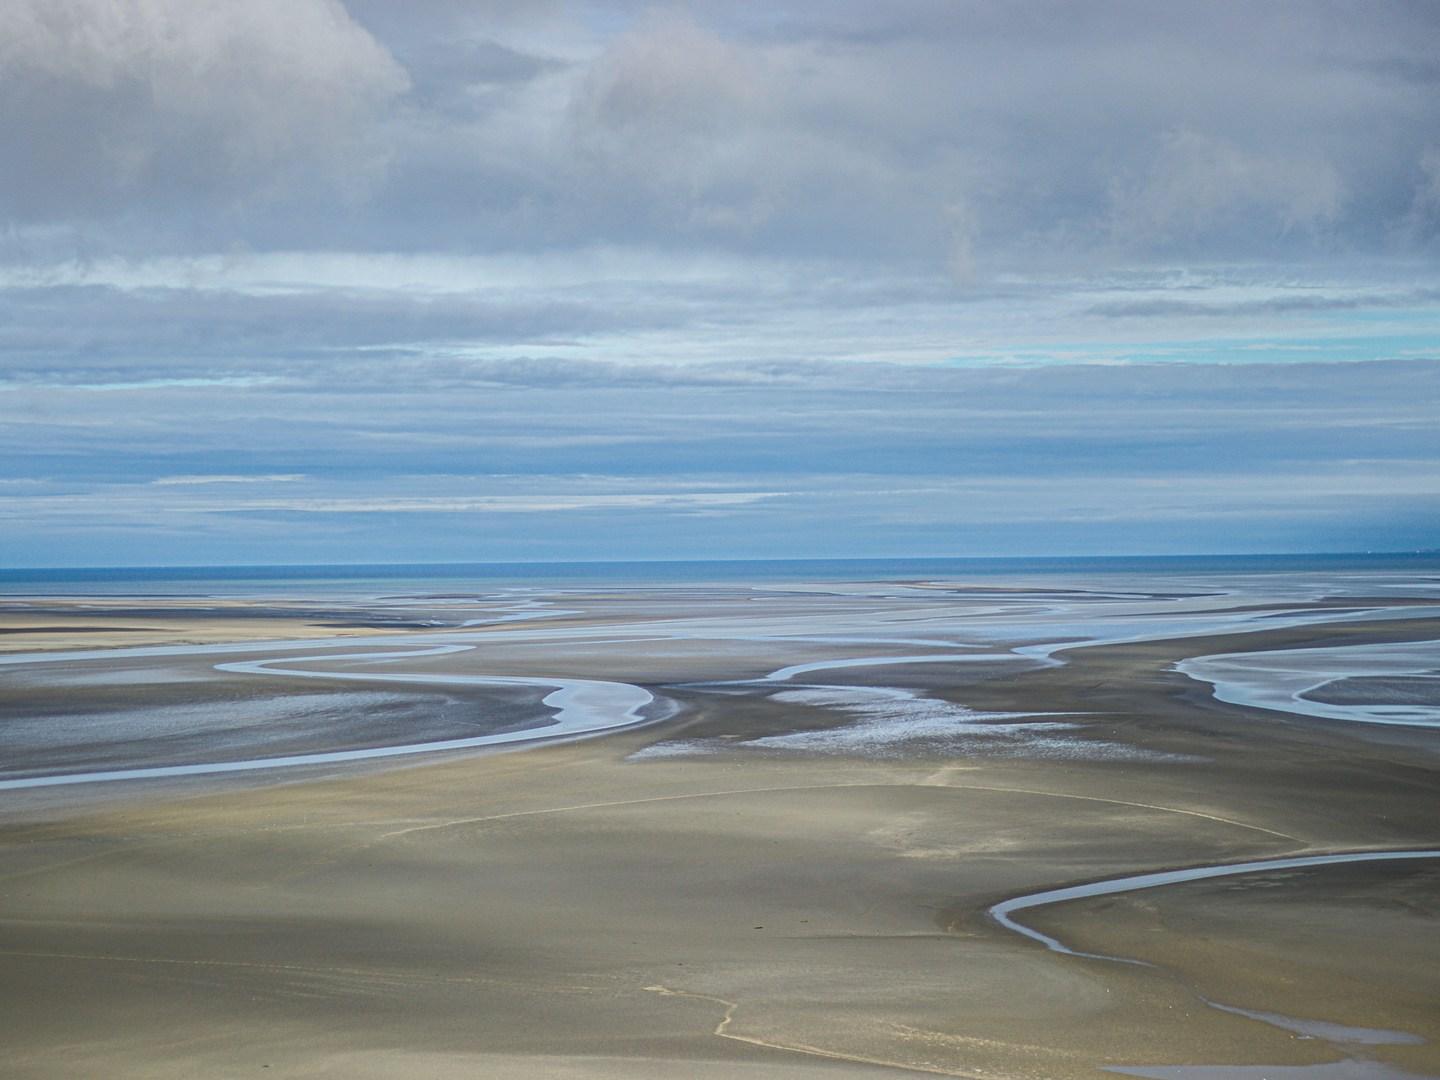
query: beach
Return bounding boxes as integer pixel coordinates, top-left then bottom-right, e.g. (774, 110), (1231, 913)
(1, 563), (1438, 1078)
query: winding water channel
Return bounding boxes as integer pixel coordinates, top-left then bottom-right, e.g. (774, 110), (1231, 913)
(989, 849), (1440, 1072)
(2, 586), (1435, 788)
(0, 643), (656, 790)
(989, 849), (1440, 961)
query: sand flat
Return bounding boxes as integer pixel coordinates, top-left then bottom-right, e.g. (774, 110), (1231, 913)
(1, 573), (1438, 1078)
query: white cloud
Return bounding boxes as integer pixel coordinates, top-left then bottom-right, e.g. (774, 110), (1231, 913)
(0, 0), (407, 222)
(150, 474), (305, 486)
(205, 492), (787, 514)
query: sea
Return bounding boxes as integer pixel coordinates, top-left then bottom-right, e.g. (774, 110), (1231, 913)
(1, 553), (1437, 597)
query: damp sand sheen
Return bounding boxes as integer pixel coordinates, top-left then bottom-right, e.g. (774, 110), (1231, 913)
(1, 560), (1438, 1078)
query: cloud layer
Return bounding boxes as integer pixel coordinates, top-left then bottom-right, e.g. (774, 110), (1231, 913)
(4, 1), (1439, 263)
(3, 356), (1436, 564)
(0, 0), (405, 232)
(1, 3), (1437, 563)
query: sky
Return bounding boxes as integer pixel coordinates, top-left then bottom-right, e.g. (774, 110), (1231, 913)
(1, 0), (1438, 566)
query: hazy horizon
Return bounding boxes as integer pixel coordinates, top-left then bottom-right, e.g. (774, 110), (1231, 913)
(5, 551), (1439, 581)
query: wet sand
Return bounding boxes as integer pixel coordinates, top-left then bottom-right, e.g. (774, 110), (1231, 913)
(0, 601), (392, 654)
(1, 577), (1438, 1078)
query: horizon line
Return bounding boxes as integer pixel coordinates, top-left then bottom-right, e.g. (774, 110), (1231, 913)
(3, 549), (1438, 575)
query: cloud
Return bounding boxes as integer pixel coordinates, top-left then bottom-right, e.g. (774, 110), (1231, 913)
(151, 474), (305, 486)
(205, 492), (786, 514)
(1404, 146), (1440, 241)
(0, 0), (407, 226)
(563, 13), (836, 241)
(574, 13), (765, 136)
(4, 2), (1440, 267)
(1, 3), (1437, 563)
(1085, 288), (1440, 319)
(1110, 130), (1344, 251)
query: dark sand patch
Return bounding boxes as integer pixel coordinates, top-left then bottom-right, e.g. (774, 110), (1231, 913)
(1302, 675), (1440, 707)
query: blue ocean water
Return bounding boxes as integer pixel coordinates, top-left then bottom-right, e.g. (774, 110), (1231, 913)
(1, 553), (1436, 597)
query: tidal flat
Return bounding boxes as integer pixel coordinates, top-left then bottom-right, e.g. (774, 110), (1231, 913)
(1, 562), (1438, 1079)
